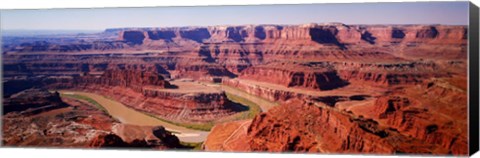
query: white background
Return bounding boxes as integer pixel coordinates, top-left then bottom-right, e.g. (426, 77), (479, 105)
(1, 0), (479, 158)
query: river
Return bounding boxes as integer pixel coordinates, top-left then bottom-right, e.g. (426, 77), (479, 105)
(59, 91), (209, 143)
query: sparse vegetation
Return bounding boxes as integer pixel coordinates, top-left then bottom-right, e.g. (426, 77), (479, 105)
(222, 85), (280, 107)
(142, 112), (215, 131)
(140, 92), (264, 131)
(225, 92), (262, 120)
(60, 91), (263, 132)
(61, 93), (191, 133)
(180, 141), (203, 150)
(61, 92), (216, 131)
(61, 93), (107, 113)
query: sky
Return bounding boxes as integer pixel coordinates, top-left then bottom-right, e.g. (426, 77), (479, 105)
(0, 1), (470, 31)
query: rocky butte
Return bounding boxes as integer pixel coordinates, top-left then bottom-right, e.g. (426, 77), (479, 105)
(2, 23), (468, 155)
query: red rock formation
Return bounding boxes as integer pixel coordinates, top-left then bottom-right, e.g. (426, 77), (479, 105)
(230, 60), (444, 90)
(41, 67), (238, 122)
(203, 120), (252, 152)
(89, 68), (171, 91)
(245, 100), (395, 153)
(3, 24), (466, 83)
(2, 94), (117, 147)
(171, 62), (235, 80)
(90, 124), (181, 149)
(2, 88), (185, 149)
(222, 78), (300, 102)
(205, 100), (409, 154)
(424, 78), (467, 105)
(222, 78), (362, 106)
(358, 25), (466, 44)
(373, 96), (412, 119)
(82, 86), (236, 122)
(2, 88), (68, 115)
(205, 99), (459, 154)
(372, 96), (467, 155)
(5, 24), (467, 61)
(89, 133), (133, 148)
(41, 65), (172, 91)
(119, 30), (146, 45)
(100, 24), (463, 58)
(335, 61), (443, 86)
(239, 62), (348, 90)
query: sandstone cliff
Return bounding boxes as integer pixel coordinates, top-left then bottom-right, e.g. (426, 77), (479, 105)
(371, 96), (467, 155)
(204, 100), (450, 154)
(5, 23), (467, 61)
(239, 62), (349, 90)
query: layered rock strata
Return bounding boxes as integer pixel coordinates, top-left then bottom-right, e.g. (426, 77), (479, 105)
(3, 24), (467, 81)
(371, 96), (467, 155)
(42, 68), (239, 122)
(204, 100), (451, 154)
(239, 62), (349, 90)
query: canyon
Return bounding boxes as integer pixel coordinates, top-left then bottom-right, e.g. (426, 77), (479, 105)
(2, 23), (468, 155)
(2, 88), (188, 149)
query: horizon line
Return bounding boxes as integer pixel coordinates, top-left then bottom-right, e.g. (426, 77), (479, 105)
(1, 22), (469, 31)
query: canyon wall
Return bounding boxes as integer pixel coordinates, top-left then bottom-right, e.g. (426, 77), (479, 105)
(204, 100), (453, 154)
(239, 62), (349, 90)
(114, 24), (466, 46)
(5, 24), (466, 61)
(371, 96), (467, 155)
(3, 24), (467, 84)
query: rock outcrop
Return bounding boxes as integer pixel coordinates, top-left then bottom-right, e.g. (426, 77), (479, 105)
(82, 67), (172, 92)
(222, 79), (300, 103)
(245, 100), (395, 153)
(83, 86), (236, 122)
(239, 62), (349, 90)
(335, 61), (442, 86)
(205, 101), (416, 154)
(90, 125), (182, 149)
(203, 120), (252, 152)
(371, 95), (467, 155)
(89, 133), (135, 148)
(171, 62), (236, 80)
(2, 88), (68, 115)
(205, 100), (448, 154)
(2, 93), (117, 147)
